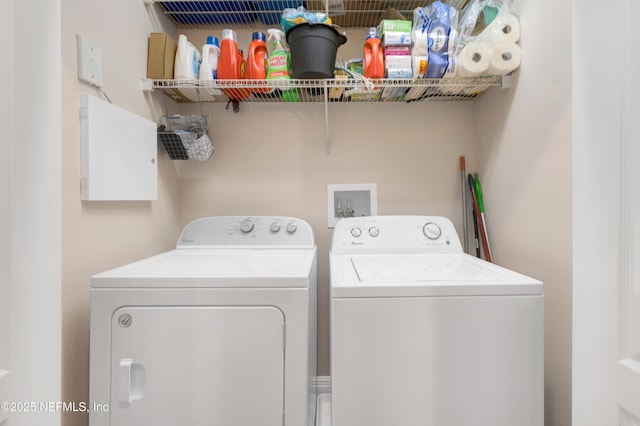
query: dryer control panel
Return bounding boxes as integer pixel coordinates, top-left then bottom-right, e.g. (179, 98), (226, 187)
(177, 216), (315, 248)
(331, 215), (462, 255)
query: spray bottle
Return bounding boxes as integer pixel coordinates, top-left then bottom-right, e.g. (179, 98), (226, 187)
(267, 29), (299, 102)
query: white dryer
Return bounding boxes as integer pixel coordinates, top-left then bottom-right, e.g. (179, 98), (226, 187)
(330, 216), (543, 426)
(89, 216), (317, 426)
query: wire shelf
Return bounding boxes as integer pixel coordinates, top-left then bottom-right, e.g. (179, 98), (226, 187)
(147, 0), (470, 28)
(149, 76), (502, 103)
(144, 0), (507, 155)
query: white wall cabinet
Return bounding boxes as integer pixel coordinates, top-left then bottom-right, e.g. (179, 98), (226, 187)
(80, 94), (158, 200)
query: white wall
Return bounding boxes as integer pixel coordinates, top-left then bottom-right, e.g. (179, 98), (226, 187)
(6, 0), (62, 425)
(475, 0), (572, 424)
(60, 2), (182, 426)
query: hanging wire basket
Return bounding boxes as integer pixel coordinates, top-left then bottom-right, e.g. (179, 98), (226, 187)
(157, 114), (214, 161)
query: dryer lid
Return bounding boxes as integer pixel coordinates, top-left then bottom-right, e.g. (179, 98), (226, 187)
(331, 253), (542, 298)
(92, 248), (316, 288)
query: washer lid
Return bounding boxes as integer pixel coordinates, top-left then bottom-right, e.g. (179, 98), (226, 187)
(92, 248), (316, 288)
(331, 253), (542, 298)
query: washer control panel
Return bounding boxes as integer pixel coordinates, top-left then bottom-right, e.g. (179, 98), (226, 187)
(331, 216), (462, 255)
(177, 216), (314, 248)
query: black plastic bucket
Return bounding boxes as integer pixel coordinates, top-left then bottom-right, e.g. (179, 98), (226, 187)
(286, 23), (347, 79)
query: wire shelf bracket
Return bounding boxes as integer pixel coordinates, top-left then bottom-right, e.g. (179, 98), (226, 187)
(142, 76), (504, 154)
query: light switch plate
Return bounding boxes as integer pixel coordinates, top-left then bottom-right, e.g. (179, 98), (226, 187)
(77, 34), (103, 87)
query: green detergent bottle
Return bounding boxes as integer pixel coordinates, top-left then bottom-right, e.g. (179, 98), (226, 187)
(267, 29), (299, 102)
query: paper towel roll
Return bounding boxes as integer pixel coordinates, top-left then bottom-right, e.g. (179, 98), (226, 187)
(456, 42), (491, 77)
(447, 29), (458, 56)
(412, 30), (429, 56)
(482, 13), (521, 44)
(487, 41), (521, 75)
(442, 30), (458, 81)
(442, 57), (457, 79)
(426, 53), (449, 78)
(412, 56), (429, 78)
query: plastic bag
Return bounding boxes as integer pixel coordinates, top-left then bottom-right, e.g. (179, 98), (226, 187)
(412, 2), (459, 78)
(458, 0), (520, 47)
(280, 6), (331, 33)
(455, 0), (522, 77)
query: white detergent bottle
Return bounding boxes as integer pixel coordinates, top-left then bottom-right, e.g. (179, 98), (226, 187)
(199, 36), (220, 80)
(174, 34), (202, 80)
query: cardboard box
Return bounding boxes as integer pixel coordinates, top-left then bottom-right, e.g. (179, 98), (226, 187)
(384, 55), (412, 69)
(383, 45), (411, 56)
(378, 19), (412, 34)
(147, 33), (177, 79)
(377, 19), (412, 45)
(329, 71), (348, 100)
(385, 68), (413, 78)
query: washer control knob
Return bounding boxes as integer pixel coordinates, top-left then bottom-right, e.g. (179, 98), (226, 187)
(286, 222), (298, 234)
(270, 222), (281, 233)
(368, 227), (380, 237)
(240, 218), (255, 234)
(422, 222), (442, 240)
(351, 227), (362, 238)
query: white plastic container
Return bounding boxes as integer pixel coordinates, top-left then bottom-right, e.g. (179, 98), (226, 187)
(174, 34), (202, 80)
(199, 36), (220, 81)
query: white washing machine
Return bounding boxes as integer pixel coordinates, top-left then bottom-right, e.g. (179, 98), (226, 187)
(89, 216), (317, 426)
(330, 215), (543, 426)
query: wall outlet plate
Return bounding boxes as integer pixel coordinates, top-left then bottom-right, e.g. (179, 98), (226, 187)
(327, 183), (378, 228)
(76, 34), (103, 87)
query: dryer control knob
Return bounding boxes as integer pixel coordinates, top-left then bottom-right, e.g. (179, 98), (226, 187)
(270, 222), (281, 233)
(368, 227), (380, 237)
(286, 222), (298, 234)
(240, 218), (255, 234)
(351, 227), (362, 238)
(422, 222), (442, 240)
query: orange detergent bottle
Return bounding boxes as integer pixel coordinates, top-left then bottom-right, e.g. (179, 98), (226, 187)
(363, 27), (384, 79)
(246, 31), (270, 93)
(218, 29), (249, 100)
